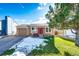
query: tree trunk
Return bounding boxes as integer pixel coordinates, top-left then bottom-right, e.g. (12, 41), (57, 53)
(75, 30), (79, 46)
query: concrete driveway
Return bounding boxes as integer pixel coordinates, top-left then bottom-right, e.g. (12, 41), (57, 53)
(0, 36), (25, 55)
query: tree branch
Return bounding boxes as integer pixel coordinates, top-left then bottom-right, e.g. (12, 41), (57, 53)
(71, 29), (76, 34)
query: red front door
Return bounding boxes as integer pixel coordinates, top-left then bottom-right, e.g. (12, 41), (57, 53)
(37, 28), (43, 34)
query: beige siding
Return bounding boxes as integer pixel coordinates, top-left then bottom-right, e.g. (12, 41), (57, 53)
(16, 25), (31, 36)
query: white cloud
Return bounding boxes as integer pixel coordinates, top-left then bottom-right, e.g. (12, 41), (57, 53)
(32, 16), (49, 24)
(37, 6), (43, 10)
(37, 3), (55, 11)
(39, 3), (48, 7)
(15, 16), (49, 25)
(15, 19), (31, 25)
(37, 3), (48, 10)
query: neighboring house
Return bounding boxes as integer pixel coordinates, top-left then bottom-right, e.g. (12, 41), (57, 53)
(63, 29), (76, 39)
(6, 16), (17, 35)
(0, 16), (17, 35)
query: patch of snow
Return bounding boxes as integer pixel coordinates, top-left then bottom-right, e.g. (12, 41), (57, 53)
(0, 36), (1, 38)
(11, 37), (45, 56)
(12, 51), (26, 56)
(0, 36), (5, 39)
(63, 29), (76, 39)
(41, 43), (47, 46)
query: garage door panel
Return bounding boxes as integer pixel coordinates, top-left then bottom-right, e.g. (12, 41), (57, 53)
(17, 28), (29, 36)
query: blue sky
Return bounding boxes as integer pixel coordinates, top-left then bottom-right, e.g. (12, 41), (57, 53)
(0, 3), (53, 24)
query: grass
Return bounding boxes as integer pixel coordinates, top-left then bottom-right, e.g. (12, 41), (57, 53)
(28, 36), (79, 56)
(1, 49), (15, 56)
(55, 36), (79, 56)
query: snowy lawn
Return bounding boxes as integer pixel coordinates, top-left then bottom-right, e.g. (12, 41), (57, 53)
(11, 37), (46, 56)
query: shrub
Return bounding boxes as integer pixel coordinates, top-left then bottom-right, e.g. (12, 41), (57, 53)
(43, 34), (54, 39)
(1, 49), (15, 56)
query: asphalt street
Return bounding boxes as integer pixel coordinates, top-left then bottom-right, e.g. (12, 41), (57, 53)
(0, 36), (25, 55)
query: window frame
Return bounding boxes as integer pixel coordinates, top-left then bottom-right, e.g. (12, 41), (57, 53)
(46, 27), (49, 32)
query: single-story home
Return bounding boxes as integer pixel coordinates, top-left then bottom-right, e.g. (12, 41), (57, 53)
(16, 19), (63, 36)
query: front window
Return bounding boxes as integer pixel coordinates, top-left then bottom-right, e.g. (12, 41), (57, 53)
(46, 27), (51, 32)
(49, 28), (51, 32)
(46, 27), (49, 32)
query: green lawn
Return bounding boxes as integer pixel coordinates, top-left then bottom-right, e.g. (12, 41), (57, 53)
(55, 37), (79, 56)
(28, 36), (79, 56)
